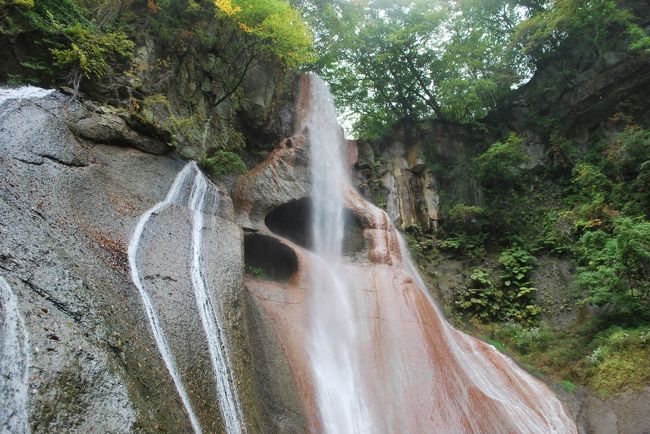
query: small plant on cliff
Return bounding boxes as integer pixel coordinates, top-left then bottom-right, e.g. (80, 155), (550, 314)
(404, 224), (434, 256)
(455, 246), (540, 324)
(200, 151), (247, 179)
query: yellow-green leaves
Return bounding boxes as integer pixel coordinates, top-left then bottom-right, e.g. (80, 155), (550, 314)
(214, 0), (315, 68)
(49, 20), (134, 79)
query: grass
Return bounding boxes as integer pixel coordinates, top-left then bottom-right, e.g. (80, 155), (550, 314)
(467, 319), (650, 397)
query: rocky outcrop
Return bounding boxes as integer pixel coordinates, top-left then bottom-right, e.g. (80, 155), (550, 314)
(0, 89), (304, 433)
(72, 111), (170, 155)
(578, 386), (650, 434)
(353, 120), (485, 233)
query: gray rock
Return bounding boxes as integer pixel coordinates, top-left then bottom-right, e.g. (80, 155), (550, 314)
(579, 387), (650, 434)
(73, 113), (170, 155)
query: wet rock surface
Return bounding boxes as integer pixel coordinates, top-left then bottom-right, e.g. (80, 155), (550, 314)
(0, 91), (275, 433)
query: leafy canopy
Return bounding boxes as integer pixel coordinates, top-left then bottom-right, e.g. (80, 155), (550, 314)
(299, 0), (538, 137)
(215, 0), (315, 68)
(298, 0), (649, 138)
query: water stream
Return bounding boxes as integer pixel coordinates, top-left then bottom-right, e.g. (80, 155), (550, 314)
(188, 167), (245, 434)
(128, 162), (243, 434)
(307, 76), (374, 434)
(0, 275), (31, 434)
(0, 86), (54, 119)
(304, 75), (577, 433)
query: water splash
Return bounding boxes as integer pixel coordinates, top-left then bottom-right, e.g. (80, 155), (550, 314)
(0, 86), (54, 120)
(0, 86), (54, 107)
(307, 75), (374, 433)
(188, 166), (245, 434)
(0, 275), (31, 434)
(128, 163), (203, 434)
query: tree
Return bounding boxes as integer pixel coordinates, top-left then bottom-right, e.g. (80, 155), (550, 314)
(474, 133), (529, 190)
(298, 0), (538, 137)
(575, 217), (650, 318)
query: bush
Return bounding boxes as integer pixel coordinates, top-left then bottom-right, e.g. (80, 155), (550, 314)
(587, 325), (650, 396)
(575, 217), (650, 317)
(200, 151), (247, 179)
(492, 323), (554, 355)
(455, 246), (540, 324)
(474, 133), (529, 190)
(50, 20), (134, 79)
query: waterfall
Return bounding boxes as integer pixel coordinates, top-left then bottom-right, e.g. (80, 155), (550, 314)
(128, 163), (202, 433)
(188, 167), (245, 434)
(0, 275), (31, 434)
(128, 162), (244, 433)
(303, 75), (576, 433)
(0, 86), (54, 119)
(307, 75), (374, 433)
(0, 86), (53, 106)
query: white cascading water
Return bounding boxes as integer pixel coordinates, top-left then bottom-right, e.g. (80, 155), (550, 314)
(0, 275), (31, 434)
(0, 86), (54, 119)
(188, 167), (245, 434)
(304, 76), (576, 433)
(0, 86), (54, 106)
(128, 162), (244, 434)
(307, 75), (374, 434)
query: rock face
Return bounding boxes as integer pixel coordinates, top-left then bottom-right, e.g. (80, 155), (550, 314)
(353, 120), (485, 233)
(72, 112), (170, 155)
(578, 386), (650, 434)
(0, 89), (299, 433)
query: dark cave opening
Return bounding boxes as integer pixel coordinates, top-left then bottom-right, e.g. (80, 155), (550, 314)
(244, 233), (299, 281)
(264, 197), (366, 256)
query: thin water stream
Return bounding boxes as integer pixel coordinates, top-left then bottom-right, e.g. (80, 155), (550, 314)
(0, 275), (31, 434)
(129, 162), (243, 434)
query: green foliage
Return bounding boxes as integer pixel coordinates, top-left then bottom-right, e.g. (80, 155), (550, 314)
(455, 246), (540, 324)
(439, 234), (486, 260)
(587, 325), (650, 396)
(245, 265), (268, 279)
(49, 20), (134, 79)
(200, 151), (247, 179)
(445, 204), (486, 234)
(560, 380), (577, 393)
(216, 0), (315, 68)
(491, 322), (554, 355)
(474, 133), (529, 189)
(300, 0), (534, 137)
(514, 0), (650, 63)
(0, 0), (134, 81)
(404, 224), (434, 256)
(574, 217), (650, 317)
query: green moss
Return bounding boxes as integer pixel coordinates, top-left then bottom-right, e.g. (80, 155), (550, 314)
(561, 380), (577, 393)
(200, 151), (247, 179)
(587, 326), (650, 396)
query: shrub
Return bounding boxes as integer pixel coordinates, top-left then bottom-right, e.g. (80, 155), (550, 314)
(49, 19), (134, 79)
(455, 246), (540, 324)
(474, 133), (529, 190)
(587, 325), (650, 396)
(200, 151), (247, 179)
(575, 217), (650, 317)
